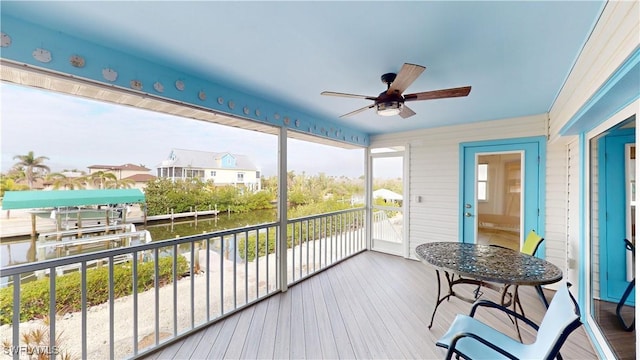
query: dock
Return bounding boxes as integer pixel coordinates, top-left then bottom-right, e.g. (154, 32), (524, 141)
(0, 207), (220, 239)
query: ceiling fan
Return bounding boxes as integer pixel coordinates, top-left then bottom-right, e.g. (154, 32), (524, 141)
(321, 63), (471, 119)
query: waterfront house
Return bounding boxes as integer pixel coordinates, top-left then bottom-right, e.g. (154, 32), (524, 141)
(156, 148), (261, 191)
(88, 163), (155, 191)
(0, 2), (637, 359)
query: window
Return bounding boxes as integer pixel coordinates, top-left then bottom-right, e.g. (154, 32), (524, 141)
(185, 169), (204, 178)
(237, 172), (244, 182)
(211, 170), (216, 177)
(477, 163), (488, 201)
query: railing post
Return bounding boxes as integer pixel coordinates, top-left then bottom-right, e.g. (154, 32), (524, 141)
(278, 126), (288, 291)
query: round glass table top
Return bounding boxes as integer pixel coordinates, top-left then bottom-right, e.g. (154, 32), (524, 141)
(415, 242), (563, 286)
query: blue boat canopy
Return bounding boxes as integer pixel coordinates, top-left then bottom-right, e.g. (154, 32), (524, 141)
(1, 189), (146, 210)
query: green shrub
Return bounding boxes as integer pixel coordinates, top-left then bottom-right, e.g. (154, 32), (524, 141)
(238, 229), (278, 262)
(237, 200), (364, 262)
(0, 256), (188, 325)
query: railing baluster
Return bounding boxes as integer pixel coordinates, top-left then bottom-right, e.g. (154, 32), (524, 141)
(49, 268), (56, 360)
(305, 220), (311, 275)
(346, 212), (350, 256)
(233, 233), (237, 309)
(220, 235), (224, 315)
(109, 258), (114, 360)
(338, 214), (342, 260)
(290, 223), (295, 282)
(206, 238), (211, 322)
(329, 216), (334, 264)
(81, 262), (87, 360)
(172, 244), (177, 336)
(133, 252), (139, 356)
(323, 216), (327, 268)
(298, 221), (303, 279)
(264, 228), (271, 295)
(244, 230), (249, 304)
(190, 241), (195, 329)
(154, 248), (159, 346)
(275, 226), (279, 291)
(255, 229), (259, 298)
(312, 219), (317, 270)
(12, 274), (19, 360)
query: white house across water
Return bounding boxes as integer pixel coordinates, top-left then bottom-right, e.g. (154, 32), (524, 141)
(156, 148), (261, 191)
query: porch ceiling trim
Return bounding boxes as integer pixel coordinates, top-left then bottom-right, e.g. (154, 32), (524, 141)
(0, 15), (369, 147)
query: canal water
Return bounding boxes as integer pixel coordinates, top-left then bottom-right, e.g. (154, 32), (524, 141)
(0, 209), (277, 268)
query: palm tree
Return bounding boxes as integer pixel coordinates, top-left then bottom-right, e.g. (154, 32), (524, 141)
(89, 171), (117, 189)
(12, 151), (50, 189)
(105, 178), (135, 189)
(46, 173), (87, 190)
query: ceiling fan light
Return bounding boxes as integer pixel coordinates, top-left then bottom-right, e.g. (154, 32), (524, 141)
(376, 101), (403, 116)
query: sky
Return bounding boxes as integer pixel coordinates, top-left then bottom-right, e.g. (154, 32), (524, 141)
(1, 82), (372, 178)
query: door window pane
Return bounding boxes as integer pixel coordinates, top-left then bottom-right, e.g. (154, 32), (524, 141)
(478, 163), (488, 201)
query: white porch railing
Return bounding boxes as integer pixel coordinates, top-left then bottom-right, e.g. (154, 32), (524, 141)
(0, 208), (366, 359)
(372, 210), (402, 243)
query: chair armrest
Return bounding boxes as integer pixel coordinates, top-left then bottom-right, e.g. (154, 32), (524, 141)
(470, 299), (540, 331)
(446, 332), (519, 360)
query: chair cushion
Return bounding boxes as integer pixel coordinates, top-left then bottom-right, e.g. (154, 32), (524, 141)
(436, 314), (527, 359)
(522, 230), (543, 256)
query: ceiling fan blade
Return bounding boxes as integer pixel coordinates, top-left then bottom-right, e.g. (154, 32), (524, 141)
(399, 104), (416, 119)
(404, 86), (472, 101)
(321, 91), (377, 100)
(339, 104), (375, 118)
(387, 63), (426, 95)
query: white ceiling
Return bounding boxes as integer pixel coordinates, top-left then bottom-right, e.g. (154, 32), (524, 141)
(1, 1), (605, 136)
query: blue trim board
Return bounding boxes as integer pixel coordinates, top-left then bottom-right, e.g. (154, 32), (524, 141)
(0, 15), (369, 147)
(560, 47), (640, 136)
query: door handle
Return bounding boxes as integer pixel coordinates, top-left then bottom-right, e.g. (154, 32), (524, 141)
(464, 212), (473, 217)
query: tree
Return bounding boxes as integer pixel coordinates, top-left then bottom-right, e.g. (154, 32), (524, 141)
(0, 175), (29, 197)
(89, 171), (117, 189)
(46, 172), (87, 190)
(12, 151), (50, 189)
(105, 178), (135, 189)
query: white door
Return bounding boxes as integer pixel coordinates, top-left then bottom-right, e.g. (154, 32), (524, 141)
(370, 146), (406, 256)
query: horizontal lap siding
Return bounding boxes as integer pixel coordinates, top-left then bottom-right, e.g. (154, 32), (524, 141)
(544, 139), (572, 288)
(371, 114), (547, 259)
(549, 1), (640, 139)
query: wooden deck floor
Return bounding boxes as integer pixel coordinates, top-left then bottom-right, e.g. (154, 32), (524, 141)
(142, 250), (598, 359)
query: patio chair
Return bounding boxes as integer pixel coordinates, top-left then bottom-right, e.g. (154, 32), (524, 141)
(436, 281), (581, 360)
(616, 239), (635, 332)
(475, 230), (549, 308)
(521, 230), (549, 308)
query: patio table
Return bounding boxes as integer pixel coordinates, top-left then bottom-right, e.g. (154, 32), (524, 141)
(415, 242), (563, 339)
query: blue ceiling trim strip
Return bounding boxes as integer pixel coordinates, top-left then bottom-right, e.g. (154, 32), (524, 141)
(559, 47), (640, 136)
(0, 16), (369, 146)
